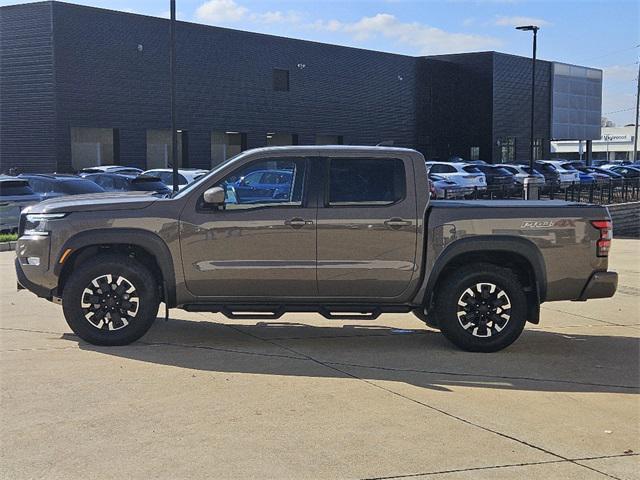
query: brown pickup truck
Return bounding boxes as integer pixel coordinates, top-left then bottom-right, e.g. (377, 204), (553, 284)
(15, 146), (617, 352)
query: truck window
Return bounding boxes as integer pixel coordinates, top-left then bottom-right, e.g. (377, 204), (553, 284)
(217, 158), (306, 209)
(328, 158), (405, 206)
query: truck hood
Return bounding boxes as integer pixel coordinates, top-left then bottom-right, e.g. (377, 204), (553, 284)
(24, 191), (158, 214)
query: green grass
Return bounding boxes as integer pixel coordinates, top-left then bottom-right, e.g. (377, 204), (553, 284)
(0, 233), (18, 243)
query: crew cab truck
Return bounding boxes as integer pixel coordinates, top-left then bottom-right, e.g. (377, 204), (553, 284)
(15, 146), (618, 352)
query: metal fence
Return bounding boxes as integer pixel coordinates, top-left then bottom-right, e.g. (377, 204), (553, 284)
(440, 178), (640, 205)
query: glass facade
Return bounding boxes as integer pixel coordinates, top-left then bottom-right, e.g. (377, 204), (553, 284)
(551, 62), (602, 140)
(146, 130), (185, 169)
(470, 146), (480, 160)
(499, 137), (516, 163)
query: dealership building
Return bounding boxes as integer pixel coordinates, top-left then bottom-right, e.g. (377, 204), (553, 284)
(0, 1), (604, 173)
(551, 125), (639, 162)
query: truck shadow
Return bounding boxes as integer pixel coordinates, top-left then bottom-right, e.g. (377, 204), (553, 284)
(69, 316), (639, 395)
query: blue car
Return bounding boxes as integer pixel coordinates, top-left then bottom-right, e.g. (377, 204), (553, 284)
(231, 169), (293, 202)
(561, 162), (595, 185)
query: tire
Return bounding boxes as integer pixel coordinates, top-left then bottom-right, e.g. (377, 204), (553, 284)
(435, 263), (527, 352)
(412, 308), (440, 330)
(62, 253), (160, 346)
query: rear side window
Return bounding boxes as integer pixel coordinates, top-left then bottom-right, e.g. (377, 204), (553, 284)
(429, 164), (456, 174)
(0, 181), (35, 196)
(328, 158), (405, 206)
(462, 166), (481, 174)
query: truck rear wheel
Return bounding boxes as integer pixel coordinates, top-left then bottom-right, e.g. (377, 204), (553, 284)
(62, 254), (159, 346)
(435, 264), (527, 352)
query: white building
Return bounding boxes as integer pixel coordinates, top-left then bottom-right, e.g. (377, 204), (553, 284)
(551, 125), (638, 162)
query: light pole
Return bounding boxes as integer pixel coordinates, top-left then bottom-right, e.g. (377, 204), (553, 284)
(516, 24), (540, 199)
(170, 0), (179, 193)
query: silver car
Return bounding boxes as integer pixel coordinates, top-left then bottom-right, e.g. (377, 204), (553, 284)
(0, 177), (41, 232)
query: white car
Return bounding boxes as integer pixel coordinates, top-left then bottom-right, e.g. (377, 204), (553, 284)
(142, 168), (209, 190)
(79, 165), (143, 176)
(535, 160), (580, 186)
(501, 164), (546, 187)
(429, 174), (474, 199)
(426, 162), (486, 192)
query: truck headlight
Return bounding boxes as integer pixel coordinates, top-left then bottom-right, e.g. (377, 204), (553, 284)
(23, 213), (67, 236)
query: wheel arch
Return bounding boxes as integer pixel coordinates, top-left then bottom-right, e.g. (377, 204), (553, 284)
(417, 236), (546, 324)
(55, 229), (177, 307)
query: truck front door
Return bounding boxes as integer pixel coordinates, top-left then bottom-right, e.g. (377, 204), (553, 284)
(316, 156), (418, 298)
(179, 157), (317, 298)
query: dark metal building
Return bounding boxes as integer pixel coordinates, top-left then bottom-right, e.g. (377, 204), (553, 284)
(0, 1), (602, 173)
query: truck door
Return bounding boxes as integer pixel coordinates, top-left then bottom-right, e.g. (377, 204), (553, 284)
(179, 156), (317, 298)
(316, 156), (418, 298)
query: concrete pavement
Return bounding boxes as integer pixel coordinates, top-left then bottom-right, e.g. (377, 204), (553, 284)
(1, 240), (638, 479)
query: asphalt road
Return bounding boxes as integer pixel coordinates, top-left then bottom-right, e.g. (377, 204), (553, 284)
(1, 241), (639, 479)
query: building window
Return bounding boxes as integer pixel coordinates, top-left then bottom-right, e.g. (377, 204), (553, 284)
(71, 127), (115, 170)
(146, 129), (186, 169)
(266, 133), (297, 146)
(315, 134), (344, 145)
(499, 137), (516, 163)
(273, 69), (289, 91)
(211, 131), (246, 167)
(533, 138), (544, 161)
(470, 146), (480, 160)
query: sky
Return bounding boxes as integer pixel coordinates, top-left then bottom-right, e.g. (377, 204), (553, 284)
(2, 0), (639, 125)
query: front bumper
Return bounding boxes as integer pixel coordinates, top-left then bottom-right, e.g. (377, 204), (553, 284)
(577, 271), (618, 301)
(15, 257), (55, 299)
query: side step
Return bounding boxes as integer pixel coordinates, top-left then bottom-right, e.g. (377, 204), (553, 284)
(182, 304), (413, 320)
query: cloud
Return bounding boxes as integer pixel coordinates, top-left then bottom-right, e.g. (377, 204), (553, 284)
(314, 13), (501, 55)
(195, 0), (301, 25)
(494, 15), (551, 27)
(195, 0), (248, 23)
(603, 65), (637, 82)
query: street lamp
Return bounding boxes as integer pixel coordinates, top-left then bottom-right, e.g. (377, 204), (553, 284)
(170, 0), (179, 193)
(516, 24), (540, 199)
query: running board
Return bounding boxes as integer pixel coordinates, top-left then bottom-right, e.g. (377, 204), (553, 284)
(182, 304), (413, 320)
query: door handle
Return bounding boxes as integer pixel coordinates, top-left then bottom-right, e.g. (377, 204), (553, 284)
(284, 218), (313, 229)
(384, 218), (412, 229)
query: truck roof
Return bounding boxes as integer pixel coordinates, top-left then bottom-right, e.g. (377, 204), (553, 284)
(242, 145), (419, 156)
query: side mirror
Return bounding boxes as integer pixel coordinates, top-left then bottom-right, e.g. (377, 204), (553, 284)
(203, 186), (225, 205)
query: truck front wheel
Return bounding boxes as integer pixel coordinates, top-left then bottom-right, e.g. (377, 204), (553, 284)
(62, 254), (160, 346)
(435, 264), (527, 352)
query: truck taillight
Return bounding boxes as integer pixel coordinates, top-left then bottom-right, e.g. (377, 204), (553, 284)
(591, 220), (612, 257)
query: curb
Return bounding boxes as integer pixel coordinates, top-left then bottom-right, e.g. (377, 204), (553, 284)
(0, 241), (16, 252)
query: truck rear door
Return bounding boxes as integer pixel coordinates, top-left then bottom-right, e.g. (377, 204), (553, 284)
(316, 156), (418, 298)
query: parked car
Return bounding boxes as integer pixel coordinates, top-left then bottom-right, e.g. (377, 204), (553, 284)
(535, 161), (580, 188)
(473, 164), (517, 196)
(143, 168), (209, 190)
(426, 162), (486, 193)
(428, 174), (472, 199)
(500, 164), (546, 189)
(600, 165), (640, 179)
(15, 146), (618, 353)
(19, 174), (105, 200)
(0, 177), (41, 232)
(84, 173), (172, 195)
(79, 166), (143, 176)
(559, 162), (595, 185)
(230, 168), (294, 202)
(573, 166), (611, 184)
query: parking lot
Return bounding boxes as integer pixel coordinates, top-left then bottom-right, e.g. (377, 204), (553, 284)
(0, 241), (638, 479)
